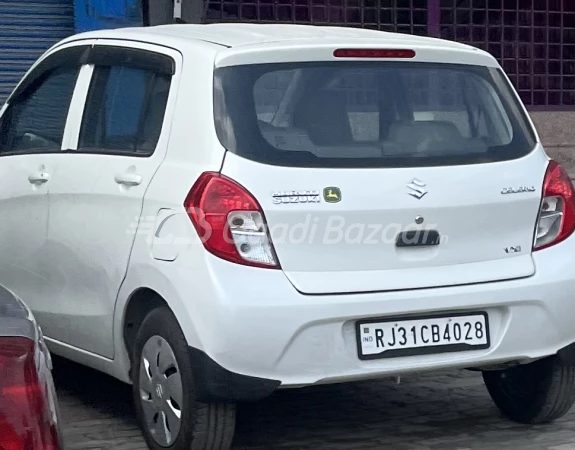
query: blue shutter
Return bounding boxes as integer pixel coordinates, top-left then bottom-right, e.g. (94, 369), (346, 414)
(0, 0), (75, 104)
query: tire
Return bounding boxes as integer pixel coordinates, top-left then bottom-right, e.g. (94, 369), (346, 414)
(483, 354), (575, 424)
(132, 307), (236, 450)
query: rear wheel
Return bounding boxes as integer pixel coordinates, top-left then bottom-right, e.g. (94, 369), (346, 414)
(132, 307), (236, 450)
(483, 354), (575, 424)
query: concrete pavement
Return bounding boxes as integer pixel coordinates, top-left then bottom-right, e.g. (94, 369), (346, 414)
(54, 357), (575, 450)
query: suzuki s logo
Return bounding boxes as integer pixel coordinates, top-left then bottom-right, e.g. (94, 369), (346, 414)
(407, 179), (428, 199)
(156, 384), (164, 399)
(323, 187), (342, 203)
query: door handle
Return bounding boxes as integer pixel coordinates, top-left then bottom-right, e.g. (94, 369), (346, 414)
(396, 230), (441, 248)
(28, 172), (50, 185)
(114, 172), (143, 187)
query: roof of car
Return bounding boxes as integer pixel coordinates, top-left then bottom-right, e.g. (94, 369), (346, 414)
(69, 23), (477, 52)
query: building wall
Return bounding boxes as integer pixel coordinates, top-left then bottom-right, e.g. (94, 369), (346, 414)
(530, 111), (575, 174)
(0, 0), (75, 104)
(438, 0), (575, 109)
(203, 0), (575, 111)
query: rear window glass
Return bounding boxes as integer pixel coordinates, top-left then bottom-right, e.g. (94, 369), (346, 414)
(214, 62), (536, 168)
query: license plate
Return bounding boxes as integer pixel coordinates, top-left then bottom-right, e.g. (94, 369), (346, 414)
(356, 312), (490, 360)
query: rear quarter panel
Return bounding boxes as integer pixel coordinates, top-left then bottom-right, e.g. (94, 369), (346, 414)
(112, 40), (229, 381)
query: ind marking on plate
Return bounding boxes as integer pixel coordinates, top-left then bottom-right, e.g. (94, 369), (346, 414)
(272, 190), (320, 204)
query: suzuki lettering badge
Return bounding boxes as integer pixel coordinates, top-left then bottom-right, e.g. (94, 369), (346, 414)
(272, 190), (320, 204)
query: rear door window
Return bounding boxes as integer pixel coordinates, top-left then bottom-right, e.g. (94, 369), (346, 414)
(79, 65), (171, 156)
(214, 62), (536, 168)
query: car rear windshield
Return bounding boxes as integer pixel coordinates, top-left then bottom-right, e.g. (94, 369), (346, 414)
(213, 62), (536, 168)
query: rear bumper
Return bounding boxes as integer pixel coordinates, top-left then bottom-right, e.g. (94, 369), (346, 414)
(188, 346), (280, 402)
(179, 233), (575, 400)
(190, 341), (575, 402)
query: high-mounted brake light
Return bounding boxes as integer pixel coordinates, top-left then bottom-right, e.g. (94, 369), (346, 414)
(333, 49), (416, 58)
(533, 161), (575, 251)
(185, 172), (279, 268)
(0, 336), (60, 450)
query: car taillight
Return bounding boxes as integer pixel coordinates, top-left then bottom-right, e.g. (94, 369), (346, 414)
(533, 160), (575, 251)
(0, 337), (60, 450)
(184, 172), (279, 268)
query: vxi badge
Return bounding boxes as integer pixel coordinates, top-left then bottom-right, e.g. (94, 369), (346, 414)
(501, 186), (536, 194)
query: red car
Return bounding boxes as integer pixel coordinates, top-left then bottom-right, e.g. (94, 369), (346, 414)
(0, 286), (63, 450)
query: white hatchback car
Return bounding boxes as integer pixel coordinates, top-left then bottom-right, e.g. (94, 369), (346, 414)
(1, 23), (574, 450)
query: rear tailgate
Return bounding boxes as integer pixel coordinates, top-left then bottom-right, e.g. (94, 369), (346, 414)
(222, 151), (543, 294)
(214, 41), (542, 294)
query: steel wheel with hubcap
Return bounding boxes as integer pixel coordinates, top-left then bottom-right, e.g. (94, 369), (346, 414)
(132, 307), (236, 450)
(139, 336), (183, 447)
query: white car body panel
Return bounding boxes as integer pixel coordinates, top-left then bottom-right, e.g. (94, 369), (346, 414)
(36, 40), (183, 359)
(0, 154), (52, 306)
(0, 24), (570, 395)
(221, 149), (547, 294)
(136, 231), (575, 386)
(0, 40), (98, 353)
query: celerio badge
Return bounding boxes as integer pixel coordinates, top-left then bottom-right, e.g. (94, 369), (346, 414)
(501, 186), (536, 194)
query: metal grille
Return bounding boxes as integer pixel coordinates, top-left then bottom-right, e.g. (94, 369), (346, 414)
(204, 0), (428, 35)
(438, 0), (575, 108)
(0, 0), (75, 104)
